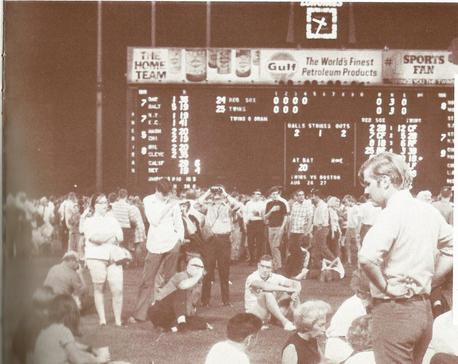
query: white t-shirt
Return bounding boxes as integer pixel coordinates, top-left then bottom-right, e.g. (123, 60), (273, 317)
(345, 351), (376, 364)
(34, 323), (74, 364)
(325, 295), (367, 363)
(205, 341), (250, 364)
(244, 271), (288, 312)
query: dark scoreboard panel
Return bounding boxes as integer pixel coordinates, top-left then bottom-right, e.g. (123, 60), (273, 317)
(126, 85), (454, 195)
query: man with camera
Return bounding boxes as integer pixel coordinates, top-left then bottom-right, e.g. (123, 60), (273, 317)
(198, 185), (241, 307)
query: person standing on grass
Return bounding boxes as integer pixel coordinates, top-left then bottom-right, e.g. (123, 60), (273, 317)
(129, 178), (184, 323)
(358, 152), (453, 364)
(264, 187), (288, 272)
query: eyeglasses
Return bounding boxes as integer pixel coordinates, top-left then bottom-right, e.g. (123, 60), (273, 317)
(190, 264), (204, 269)
(96, 200), (108, 205)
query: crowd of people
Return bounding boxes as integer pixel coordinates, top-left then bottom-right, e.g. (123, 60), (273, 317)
(7, 152), (456, 364)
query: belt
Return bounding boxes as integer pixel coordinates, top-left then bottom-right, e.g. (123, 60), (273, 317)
(372, 294), (430, 306)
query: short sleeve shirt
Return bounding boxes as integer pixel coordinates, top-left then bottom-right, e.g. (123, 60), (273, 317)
(244, 271), (289, 312)
(265, 200), (287, 227)
(43, 262), (82, 296)
(34, 323), (74, 364)
(82, 214), (123, 260)
(205, 341), (250, 364)
(359, 190), (453, 298)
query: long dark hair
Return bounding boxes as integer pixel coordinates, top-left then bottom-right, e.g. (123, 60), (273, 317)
(47, 294), (80, 336)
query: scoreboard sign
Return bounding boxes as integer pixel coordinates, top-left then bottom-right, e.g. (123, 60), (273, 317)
(126, 85), (454, 195)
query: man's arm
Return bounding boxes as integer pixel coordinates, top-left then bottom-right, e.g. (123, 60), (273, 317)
(359, 255), (409, 297)
(249, 279), (296, 293)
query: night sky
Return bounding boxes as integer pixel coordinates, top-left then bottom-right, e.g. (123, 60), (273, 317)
(4, 1), (458, 197)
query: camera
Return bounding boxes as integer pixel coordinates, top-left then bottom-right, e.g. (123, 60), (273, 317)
(210, 186), (222, 194)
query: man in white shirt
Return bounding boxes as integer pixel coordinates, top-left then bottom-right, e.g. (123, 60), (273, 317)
(358, 152), (453, 364)
(245, 255), (300, 331)
(244, 189), (266, 265)
(129, 178), (184, 323)
(311, 189), (335, 268)
(286, 190), (313, 277)
(205, 313), (262, 364)
(58, 192), (78, 251)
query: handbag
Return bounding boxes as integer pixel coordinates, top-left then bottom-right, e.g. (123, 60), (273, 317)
(109, 245), (132, 266)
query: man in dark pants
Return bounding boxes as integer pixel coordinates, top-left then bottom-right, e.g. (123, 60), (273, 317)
(148, 257), (205, 332)
(286, 190), (313, 277)
(310, 189), (334, 269)
(358, 152), (453, 364)
(244, 189), (266, 264)
(128, 178), (184, 323)
(199, 186), (241, 307)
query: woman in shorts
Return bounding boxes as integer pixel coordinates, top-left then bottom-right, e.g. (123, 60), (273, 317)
(82, 193), (124, 326)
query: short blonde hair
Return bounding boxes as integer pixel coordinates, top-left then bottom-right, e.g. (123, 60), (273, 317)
(293, 300), (331, 333)
(358, 152), (413, 190)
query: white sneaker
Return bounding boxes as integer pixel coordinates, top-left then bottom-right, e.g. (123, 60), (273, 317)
(283, 321), (296, 331)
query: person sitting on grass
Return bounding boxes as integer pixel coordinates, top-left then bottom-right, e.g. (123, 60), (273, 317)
(205, 313), (262, 364)
(281, 300), (331, 364)
(33, 294), (106, 364)
(244, 255), (301, 331)
(43, 250), (87, 310)
(147, 257), (207, 332)
(325, 269), (371, 363)
(12, 286), (56, 364)
(344, 315), (375, 364)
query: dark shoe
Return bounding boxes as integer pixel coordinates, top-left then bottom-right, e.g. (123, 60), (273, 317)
(222, 302), (233, 307)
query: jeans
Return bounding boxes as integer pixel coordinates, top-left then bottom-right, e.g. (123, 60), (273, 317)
(246, 220), (265, 263)
(372, 298), (432, 364)
(201, 234), (231, 304)
(311, 226), (334, 268)
(131, 244), (180, 321)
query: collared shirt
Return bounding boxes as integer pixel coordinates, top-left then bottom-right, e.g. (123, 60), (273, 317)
(128, 204), (146, 243)
(359, 201), (382, 226)
(359, 190), (453, 299)
(290, 200), (313, 234)
(346, 205), (361, 229)
(244, 199), (266, 224)
(205, 202), (233, 235)
(144, 194), (184, 254)
(111, 199), (132, 229)
(313, 200), (329, 227)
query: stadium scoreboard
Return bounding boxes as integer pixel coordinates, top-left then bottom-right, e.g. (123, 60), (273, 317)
(126, 85), (454, 194)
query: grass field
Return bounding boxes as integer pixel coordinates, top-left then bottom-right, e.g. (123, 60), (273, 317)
(3, 256), (353, 364)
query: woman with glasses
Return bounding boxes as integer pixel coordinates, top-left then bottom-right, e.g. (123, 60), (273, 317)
(81, 193), (124, 326)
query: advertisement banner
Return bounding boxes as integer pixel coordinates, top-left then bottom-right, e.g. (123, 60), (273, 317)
(258, 49), (383, 84)
(382, 50), (458, 85)
(127, 47), (261, 84)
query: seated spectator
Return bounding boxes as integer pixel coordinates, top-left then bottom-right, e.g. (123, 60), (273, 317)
(325, 270), (371, 363)
(12, 287), (56, 364)
(147, 257), (206, 332)
(43, 251), (87, 309)
(33, 295), (104, 364)
(422, 310), (458, 364)
(281, 300), (331, 364)
(205, 313), (262, 364)
(245, 255), (301, 331)
(344, 315), (375, 364)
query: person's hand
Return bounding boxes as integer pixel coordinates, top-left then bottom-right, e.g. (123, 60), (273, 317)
(385, 280), (410, 297)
